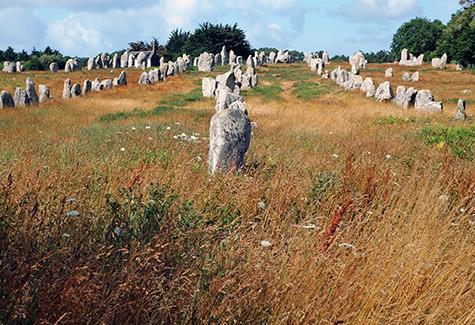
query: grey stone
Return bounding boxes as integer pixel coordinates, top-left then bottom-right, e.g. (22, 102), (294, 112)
(215, 89), (244, 112)
(120, 51), (129, 68)
(202, 77), (217, 98)
(38, 84), (50, 103)
(16, 62), (24, 72)
(343, 74), (363, 91)
(87, 57), (95, 70)
(351, 64), (360, 75)
(63, 79), (72, 99)
(411, 71), (420, 82)
(0, 90), (14, 108)
(101, 79), (113, 90)
(135, 52), (147, 69)
(117, 70), (127, 86)
(360, 77), (376, 97)
(82, 79), (92, 96)
(208, 106), (251, 174)
(349, 51), (365, 68)
(432, 53), (447, 69)
(455, 99), (466, 120)
(375, 81), (394, 102)
(112, 53), (120, 69)
(229, 50), (236, 65)
(3, 61), (16, 73)
(13, 88), (30, 107)
(128, 53), (135, 68)
(138, 71), (150, 85)
(25, 77), (38, 104)
(414, 90), (443, 113)
(221, 46), (228, 65)
(456, 64), (463, 71)
(385, 67), (393, 78)
(393, 86), (417, 109)
(198, 52), (214, 72)
(92, 78), (103, 91)
(49, 62), (58, 73)
(402, 72), (411, 81)
(70, 83), (81, 97)
(322, 51), (330, 64)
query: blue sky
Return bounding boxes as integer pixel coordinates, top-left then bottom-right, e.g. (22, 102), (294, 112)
(0, 0), (460, 57)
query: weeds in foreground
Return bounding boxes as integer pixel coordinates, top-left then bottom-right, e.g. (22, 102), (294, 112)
(421, 125), (475, 159)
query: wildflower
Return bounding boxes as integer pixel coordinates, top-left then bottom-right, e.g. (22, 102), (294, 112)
(131, 127), (136, 131)
(385, 154), (392, 159)
(166, 126), (171, 130)
(66, 210), (79, 217)
(120, 147), (125, 152)
(148, 137), (153, 140)
(66, 197), (76, 204)
(260, 240), (272, 247)
(332, 154), (339, 158)
(114, 227), (124, 236)
(302, 224), (316, 229)
(145, 126), (151, 129)
(63, 233), (70, 238)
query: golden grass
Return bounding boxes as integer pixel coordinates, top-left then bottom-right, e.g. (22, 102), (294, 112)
(0, 62), (475, 324)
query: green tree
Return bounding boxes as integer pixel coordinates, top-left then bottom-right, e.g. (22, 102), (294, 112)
(437, 5), (475, 66)
(459, 0), (474, 8)
(183, 23), (251, 58)
(390, 17), (445, 60)
(165, 29), (190, 60)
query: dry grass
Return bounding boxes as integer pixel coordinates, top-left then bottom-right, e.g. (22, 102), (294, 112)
(1, 62), (475, 324)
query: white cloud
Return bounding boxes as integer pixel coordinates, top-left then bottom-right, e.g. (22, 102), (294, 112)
(0, 7), (46, 50)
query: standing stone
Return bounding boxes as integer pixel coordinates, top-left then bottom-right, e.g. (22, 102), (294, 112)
(411, 71), (420, 82)
(92, 78), (103, 91)
(360, 77), (376, 97)
(202, 77), (217, 98)
(456, 64), (463, 71)
(25, 77), (38, 104)
(258, 51), (266, 65)
(159, 57), (168, 77)
(208, 106), (251, 174)
(402, 72), (411, 81)
(0, 90), (15, 108)
(268, 52), (276, 64)
(393, 86), (417, 109)
(214, 53), (222, 65)
(128, 53), (135, 68)
(229, 50), (236, 65)
(13, 88), (30, 107)
(38, 84), (50, 103)
(322, 51), (330, 64)
(135, 52), (147, 69)
(349, 51), (365, 68)
(16, 62), (24, 72)
(87, 57), (95, 70)
(120, 51), (129, 68)
(198, 52), (214, 72)
(193, 57), (199, 67)
(63, 79), (72, 99)
(70, 83), (81, 97)
(148, 69), (159, 83)
(351, 64), (360, 75)
(236, 56), (243, 64)
(177, 57), (186, 73)
(117, 71), (127, 85)
(246, 55), (255, 69)
(455, 99), (466, 120)
(414, 90), (443, 113)
(374, 81), (394, 102)
(138, 71), (151, 85)
(400, 48), (408, 64)
(343, 74), (363, 91)
(94, 55), (102, 69)
(101, 53), (109, 69)
(100, 79), (112, 89)
(221, 46), (228, 65)
(432, 53), (448, 69)
(166, 62), (176, 76)
(49, 62), (58, 73)
(214, 89), (243, 112)
(385, 67), (393, 78)
(112, 53), (120, 69)
(82, 80), (92, 96)
(3, 61), (16, 73)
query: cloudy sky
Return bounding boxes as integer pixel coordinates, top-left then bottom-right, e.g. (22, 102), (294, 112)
(0, 0), (460, 57)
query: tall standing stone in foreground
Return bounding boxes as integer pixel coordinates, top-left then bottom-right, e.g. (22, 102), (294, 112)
(414, 90), (443, 113)
(454, 99), (466, 120)
(0, 90), (15, 108)
(63, 79), (72, 99)
(49, 62), (58, 73)
(374, 81), (394, 102)
(25, 77), (39, 104)
(38, 85), (51, 103)
(13, 88), (30, 107)
(208, 106), (251, 174)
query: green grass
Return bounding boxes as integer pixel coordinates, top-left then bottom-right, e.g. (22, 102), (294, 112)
(265, 65), (314, 81)
(99, 105), (175, 122)
(373, 115), (417, 126)
(421, 125), (475, 159)
(243, 83), (283, 101)
(160, 87), (202, 107)
(292, 81), (331, 100)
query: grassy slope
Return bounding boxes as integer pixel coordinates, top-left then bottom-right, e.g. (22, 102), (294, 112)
(1, 62), (475, 324)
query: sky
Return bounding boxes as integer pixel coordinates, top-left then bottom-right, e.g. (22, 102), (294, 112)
(0, 0), (460, 57)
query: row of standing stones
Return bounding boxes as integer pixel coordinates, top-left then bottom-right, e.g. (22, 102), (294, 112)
(63, 71), (127, 100)
(304, 49), (467, 120)
(0, 77), (50, 108)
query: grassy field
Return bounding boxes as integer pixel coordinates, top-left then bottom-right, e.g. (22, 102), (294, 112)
(1, 62), (475, 324)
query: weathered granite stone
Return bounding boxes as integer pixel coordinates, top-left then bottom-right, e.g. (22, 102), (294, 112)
(361, 77), (376, 97)
(49, 62), (58, 73)
(13, 88), (30, 107)
(3, 61), (16, 73)
(215, 89), (244, 112)
(375, 81), (394, 102)
(38, 84), (50, 103)
(92, 78), (103, 91)
(70, 83), (81, 97)
(221, 46), (228, 65)
(82, 79), (92, 96)
(100, 79), (113, 89)
(402, 72), (411, 81)
(455, 99), (466, 120)
(414, 90), (443, 113)
(25, 77), (38, 104)
(208, 106), (251, 174)
(385, 67), (393, 78)
(393, 86), (417, 109)
(0, 90), (15, 108)
(120, 51), (129, 68)
(411, 71), (420, 82)
(202, 77), (217, 98)
(138, 71), (150, 85)
(63, 79), (72, 99)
